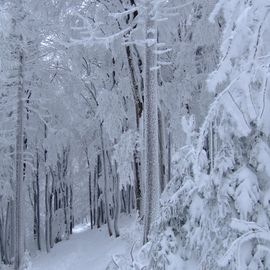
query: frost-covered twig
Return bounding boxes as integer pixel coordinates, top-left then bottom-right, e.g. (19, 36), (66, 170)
(195, 72), (245, 177)
(218, 228), (270, 267)
(110, 8), (139, 19)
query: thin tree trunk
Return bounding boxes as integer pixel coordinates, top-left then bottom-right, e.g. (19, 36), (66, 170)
(127, 185), (131, 214)
(85, 148), (93, 229)
(69, 185), (73, 234)
(4, 203), (11, 264)
(100, 123), (113, 236)
(35, 150), (41, 250)
(45, 177), (50, 253)
(167, 132), (172, 184)
(97, 185), (101, 229)
(94, 166), (97, 227)
(113, 161), (120, 238)
(6, 199), (14, 263)
(158, 108), (166, 193)
(0, 216), (4, 263)
(49, 171), (55, 248)
(63, 184), (69, 240)
(44, 124), (50, 253)
(14, 19), (25, 270)
(209, 122), (215, 172)
(123, 189), (126, 214)
(88, 171), (93, 229)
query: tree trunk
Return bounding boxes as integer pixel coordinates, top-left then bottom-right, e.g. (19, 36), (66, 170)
(113, 161), (120, 238)
(209, 122), (215, 172)
(34, 150), (41, 251)
(167, 132), (172, 184)
(45, 176), (50, 253)
(69, 185), (73, 234)
(85, 148), (93, 229)
(49, 171), (55, 248)
(14, 7), (25, 268)
(8, 199), (15, 263)
(3, 202), (12, 264)
(125, 45), (143, 217)
(158, 108), (166, 193)
(100, 124), (113, 236)
(124, 5), (143, 215)
(44, 124), (50, 253)
(0, 216), (4, 263)
(93, 166), (97, 227)
(143, 1), (160, 243)
(88, 171), (93, 229)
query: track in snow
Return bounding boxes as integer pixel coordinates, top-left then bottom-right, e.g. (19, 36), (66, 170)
(31, 220), (131, 270)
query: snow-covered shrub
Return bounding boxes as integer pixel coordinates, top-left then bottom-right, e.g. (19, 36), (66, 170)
(144, 140), (197, 269)
(146, 0), (270, 269)
(147, 227), (180, 270)
(190, 0), (270, 268)
(113, 130), (141, 188)
(106, 243), (149, 270)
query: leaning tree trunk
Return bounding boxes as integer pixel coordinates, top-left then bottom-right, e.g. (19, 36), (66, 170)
(143, 0), (160, 243)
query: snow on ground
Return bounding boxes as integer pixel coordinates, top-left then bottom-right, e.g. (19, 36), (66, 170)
(31, 215), (136, 270)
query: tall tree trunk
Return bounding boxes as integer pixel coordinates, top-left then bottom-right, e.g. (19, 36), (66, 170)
(143, 1), (160, 243)
(113, 161), (120, 238)
(167, 132), (172, 184)
(8, 199), (15, 263)
(4, 202), (12, 264)
(44, 124), (50, 253)
(124, 4), (143, 215)
(85, 148), (93, 229)
(13, 1), (25, 266)
(125, 45), (143, 217)
(121, 188), (127, 213)
(158, 108), (166, 193)
(209, 122), (215, 172)
(45, 177), (50, 253)
(88, 171), (93, 229)
(69, 185), (73, 234)
(100, 124), (113, 236)
(34, 150), (41, 250)
(0, 216), (4, 263)
(93, 166), (98, 227)
(49, 170), (55, 248)
(106, 150), (120, 238)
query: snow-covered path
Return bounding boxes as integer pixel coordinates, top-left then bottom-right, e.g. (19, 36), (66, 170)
(31, 222), (130, 270)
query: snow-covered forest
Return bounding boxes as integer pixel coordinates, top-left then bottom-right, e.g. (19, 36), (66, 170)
(0, 0), (270, 269)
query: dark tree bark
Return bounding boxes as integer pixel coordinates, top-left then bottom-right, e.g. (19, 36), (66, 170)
(100, 123), (113, 236)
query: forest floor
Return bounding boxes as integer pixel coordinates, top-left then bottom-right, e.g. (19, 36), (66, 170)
(31, 215), (137, 270)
